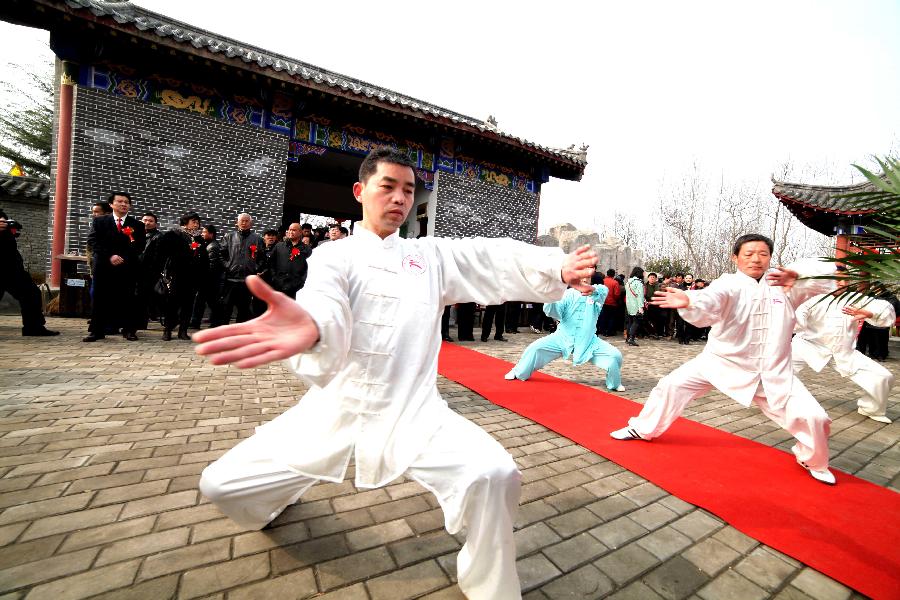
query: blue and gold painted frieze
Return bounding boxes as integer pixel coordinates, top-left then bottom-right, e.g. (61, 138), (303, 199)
(81, 64), (538, 194)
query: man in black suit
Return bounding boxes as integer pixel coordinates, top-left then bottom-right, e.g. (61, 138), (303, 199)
(83, 192), (146, 342)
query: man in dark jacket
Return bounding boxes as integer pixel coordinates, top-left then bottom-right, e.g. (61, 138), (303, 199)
(220, 213), (265, 324)
(191, 224), (225, 329)
(0, 210), (58, 336)
(267, 222), (311, 298)
(84, 192), (146, 342)
(151, 212), (208, 340)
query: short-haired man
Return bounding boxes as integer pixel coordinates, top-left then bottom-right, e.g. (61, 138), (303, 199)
(643, 272), (661, 339)
(267, 222), (312, 298)
(142, 212), (160, 248)
(328, 223), (347, 241)
(84, 192), (146, 342)
(194, 147), (598, 599)
(191, 224), (225, 329)
(300, 223), (317, 249)
(220, 213), (265, 324)
(91, 201), (112, 218)
(610, 234), (838, 485)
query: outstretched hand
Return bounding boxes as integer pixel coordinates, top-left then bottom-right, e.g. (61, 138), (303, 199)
(841, 305), (873, 322)
(765, 267), (799, 290)
(562, 245), (599, 294)
(651, 287), (689, 309)
(192, 275), (320, 369)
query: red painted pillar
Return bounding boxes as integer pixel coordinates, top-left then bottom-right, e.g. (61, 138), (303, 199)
(50, 62), (77, 287)
(834, 234), (850, 260)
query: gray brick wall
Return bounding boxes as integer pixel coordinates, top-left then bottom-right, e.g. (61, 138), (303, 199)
(1, 196), (48, 279)
(433, 171), (540, 242)
(64, 86), (288, 258)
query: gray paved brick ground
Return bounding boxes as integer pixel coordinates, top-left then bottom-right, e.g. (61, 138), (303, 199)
(0, 316), (896, 599)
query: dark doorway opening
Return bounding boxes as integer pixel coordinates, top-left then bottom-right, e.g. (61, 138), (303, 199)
(282, 151), (363, 228)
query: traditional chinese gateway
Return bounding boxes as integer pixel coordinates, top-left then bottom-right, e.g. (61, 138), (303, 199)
(0, 0), (587, 285)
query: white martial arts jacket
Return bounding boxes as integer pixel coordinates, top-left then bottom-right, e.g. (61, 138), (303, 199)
(268, 227), (567, 487)
(678, 260), (834, 409)
(793, 293), (895, 377)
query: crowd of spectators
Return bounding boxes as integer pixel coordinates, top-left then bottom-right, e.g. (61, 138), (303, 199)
(80, 191), (349, 342)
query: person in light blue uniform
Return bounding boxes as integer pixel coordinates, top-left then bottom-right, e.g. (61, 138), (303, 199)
(505, 279), (625, 391)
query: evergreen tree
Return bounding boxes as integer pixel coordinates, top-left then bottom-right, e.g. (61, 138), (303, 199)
(0, 62), (53, 177)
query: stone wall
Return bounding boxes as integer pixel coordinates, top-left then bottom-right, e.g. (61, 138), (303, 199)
(0, 196), (48, 279)
(63, 86), (289, 258)
(433, 171), (540, 242)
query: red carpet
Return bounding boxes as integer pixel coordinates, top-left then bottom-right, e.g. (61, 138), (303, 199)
(438, 342), (900, 600)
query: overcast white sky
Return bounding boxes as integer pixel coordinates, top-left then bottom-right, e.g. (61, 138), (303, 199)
(1, 0), (898, 233)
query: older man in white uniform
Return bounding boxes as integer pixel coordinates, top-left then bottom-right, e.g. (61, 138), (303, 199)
(610, 234), (838, 485)
(192, 148), (598, 599)
(792, 279), (896, 424)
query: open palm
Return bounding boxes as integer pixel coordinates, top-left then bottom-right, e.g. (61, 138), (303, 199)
(193, 275), (320, 368)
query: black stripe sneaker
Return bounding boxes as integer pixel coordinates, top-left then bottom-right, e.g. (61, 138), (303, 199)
(610, 427), (647, 441)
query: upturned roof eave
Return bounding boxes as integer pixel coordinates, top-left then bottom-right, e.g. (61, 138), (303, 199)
(15, 0), (587, 179)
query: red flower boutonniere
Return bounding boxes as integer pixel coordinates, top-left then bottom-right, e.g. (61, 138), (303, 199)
(249, 244), (257, 259)
(290, 247), (301, 261)
(190, 241), (200, 255)
(122, 226), (135, 242)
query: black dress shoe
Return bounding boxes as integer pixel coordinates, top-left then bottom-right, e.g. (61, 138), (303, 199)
(23, 328), (60, 336)
(162, 330), (172, 341)
(458, 336), (475, 342)
(441, 336), (455, 342)
(124, 332), (138, 341)
(480, 337), (489, 342)
(82, 333), (105, 342)
(494, 336), (508, 342)
(177, 330), (191, 341)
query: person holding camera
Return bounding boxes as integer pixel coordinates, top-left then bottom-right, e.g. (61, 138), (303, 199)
(0, 209), (58, 337)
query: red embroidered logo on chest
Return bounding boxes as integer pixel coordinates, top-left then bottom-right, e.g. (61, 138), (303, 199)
(402, 254), (427, 275)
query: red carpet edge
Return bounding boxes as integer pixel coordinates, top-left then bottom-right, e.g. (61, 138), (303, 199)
(437, 342), (900, 600)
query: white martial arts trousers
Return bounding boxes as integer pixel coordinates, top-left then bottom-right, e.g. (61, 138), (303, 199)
(793, 353), (894, 419)
(627, 358), (832, 470)
(199, 409), (522, 600)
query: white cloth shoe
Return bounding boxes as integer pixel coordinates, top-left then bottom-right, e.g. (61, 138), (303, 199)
(858, 408), (892, 424)
(610, 427), (647, 441)
(799, 461), (836, 485)
(615, 384), (626, 392)
(529, 326), (541, 334)
(503, 370), (516, 380)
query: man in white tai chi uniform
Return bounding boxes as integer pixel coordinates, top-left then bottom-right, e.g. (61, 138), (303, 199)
(610, 234), (839, 485)
(792, 270), (896, 424)
(192, 148), (598, 599)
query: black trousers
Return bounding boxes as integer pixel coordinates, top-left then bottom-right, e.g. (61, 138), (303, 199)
(441, 305), (452, 339)
(1, 269), (46, 332)
(625, 313), (642, 341)
(456, 303), (475, 340)
(164, 280), (199, 333)
(191, 278), (224, 328)
(597, 304), (616, 336)
(221, 280), (253, 324)
(90, 267), (139, 335)
(504, 301), (521, 332)
(481, 304), (506, 340)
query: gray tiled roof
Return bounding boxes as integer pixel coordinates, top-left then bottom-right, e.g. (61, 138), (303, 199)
(771, 178), (882, 215)
(0, 174), (51, 201)
(62, 0), (587, 168)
